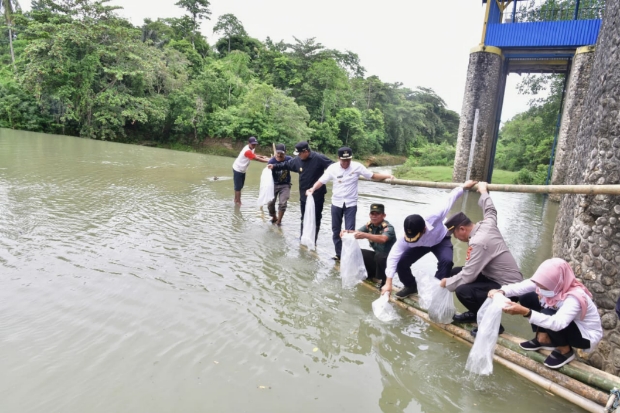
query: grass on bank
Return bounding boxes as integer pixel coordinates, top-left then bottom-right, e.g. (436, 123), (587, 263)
(394, 165), (518, 185)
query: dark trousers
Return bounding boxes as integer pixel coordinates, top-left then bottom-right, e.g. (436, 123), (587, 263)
(451, 267), (501, 314)
(361, 249), (388, 285)
(518, 292), (591, 349)
(300, 193), (325, 242)
(331, 204), (357, 257)
(396, 236), (454, 288)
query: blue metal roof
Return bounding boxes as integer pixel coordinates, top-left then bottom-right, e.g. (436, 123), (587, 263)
(486, 19), (602, 48)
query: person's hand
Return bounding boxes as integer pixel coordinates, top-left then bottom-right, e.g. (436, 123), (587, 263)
(306, 188), (314, 196)
(267, 164), (274, 170)
(381, 279), (392, 295)
(488, 289), (505, 298)
(477, 181), (488, 194)
(462, 180), (477, 190)
(439, 278), (447, 288)
(502, 302), (528, 316)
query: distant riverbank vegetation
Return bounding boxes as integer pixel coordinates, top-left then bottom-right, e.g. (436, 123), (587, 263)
(0, 0), (458, 158)
(0, 0), (561, 183)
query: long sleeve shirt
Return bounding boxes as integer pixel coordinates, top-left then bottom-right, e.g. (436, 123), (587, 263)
(501, 280), (603, 350)
(385, 187), (464, 279)
(445, 193), (523, 291)
(271, 152), (334, 200)
(318, 161), (373, 207)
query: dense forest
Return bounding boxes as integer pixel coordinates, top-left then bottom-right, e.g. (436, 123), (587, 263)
(0, 0), (460, 157)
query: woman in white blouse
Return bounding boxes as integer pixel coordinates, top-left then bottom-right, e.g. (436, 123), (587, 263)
(489, 258), (602, 369)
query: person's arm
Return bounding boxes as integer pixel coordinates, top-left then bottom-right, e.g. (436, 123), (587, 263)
(477, 182), (497, 226)
(370, 172), (395, 181)
(429, 180), (477, 226)
(506, 296), (582, 332)
(254, 155), (269, 163)
(306, 168), (333, 196)
(355, 231), (388, 244)
(381, 238), (407, 294)
(306, 181), (325, 196)
(500, 279), (537, 297)
(269, 158), (297, 172)
(444, 242), (493, 291)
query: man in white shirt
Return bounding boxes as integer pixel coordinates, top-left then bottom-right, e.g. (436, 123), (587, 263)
(381, 180), (477, 298)
(232, 136), (269, 205)
(306, 147), (393, 260)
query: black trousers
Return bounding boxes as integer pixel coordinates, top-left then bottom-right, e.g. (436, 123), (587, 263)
(361, 249), (388, 285)
(518, 292), (591, 349)
(331, 204), (357, 257)
(300, 192), (325, 242)
(451, 266), (501, 314)
(396, 236), (454, 288)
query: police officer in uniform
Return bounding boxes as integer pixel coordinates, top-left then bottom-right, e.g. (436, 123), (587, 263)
(440, 182), (523, 334)
(341, 203), (396, 287)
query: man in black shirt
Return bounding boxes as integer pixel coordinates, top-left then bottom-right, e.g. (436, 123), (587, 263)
(268, 141), (334, 240)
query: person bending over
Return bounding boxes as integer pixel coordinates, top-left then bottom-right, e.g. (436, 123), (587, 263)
(489, 258), (602, 369)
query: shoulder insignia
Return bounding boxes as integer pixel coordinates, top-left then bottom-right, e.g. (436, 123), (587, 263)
(466, 246), (473, 261)
(382, 222), (387, 228)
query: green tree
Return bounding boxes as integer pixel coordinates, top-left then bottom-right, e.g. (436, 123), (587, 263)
(174, 0), (210, 48)
(1, 0), (20, 69)
(213, 13), (246, 54)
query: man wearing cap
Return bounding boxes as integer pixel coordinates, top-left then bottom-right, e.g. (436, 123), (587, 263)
(268, 141), (334, 240)
(306, 147), (394, 260)
(381, 180), (478, 299)
(341, 203), (396, 286)
(439, 182), (523, 325)
(232, 136), (270, 205)
(267, 144), (293, 225)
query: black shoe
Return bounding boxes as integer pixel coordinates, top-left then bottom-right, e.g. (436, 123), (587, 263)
(395, 285), (418, 299)
(471, 324), (504, 337)
(519, 338), (556, 351)
(452, 311), (477, 323)
(544, 349), (575, 369)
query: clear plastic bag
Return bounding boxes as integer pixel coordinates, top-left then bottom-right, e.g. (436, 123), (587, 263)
(372, 293), (399, 322)
(257, 167), (275, 208)
(300, 195), (316, 250)
(465, 294), (510, 375)
(427, 279), (456, 324)
(416, 271), (437, 310)
(340, 233), (367, 289)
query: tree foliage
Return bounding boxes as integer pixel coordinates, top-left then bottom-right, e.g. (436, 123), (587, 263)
(0, 0), (460, 157)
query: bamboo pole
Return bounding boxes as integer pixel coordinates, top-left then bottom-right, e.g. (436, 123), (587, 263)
(360, 177), (620, 196)
(360, 281), (616, 408)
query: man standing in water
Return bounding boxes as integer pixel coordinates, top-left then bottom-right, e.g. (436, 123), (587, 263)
(341, 203), (397, 287)
(381, 180), (477, 299)
(268, 141), (333, 241)
(306, 147), (393, 260)
(440, 181), (523, 332)
(232, 136), (269, 205)
(267, 144), (292, 226)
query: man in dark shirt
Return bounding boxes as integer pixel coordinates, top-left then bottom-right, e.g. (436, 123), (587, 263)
(268, 141), (334, 240)
(341, 203), (396, 287)
(267, 144), (293, 226)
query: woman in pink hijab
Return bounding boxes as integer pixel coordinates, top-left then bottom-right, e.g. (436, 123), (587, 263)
(488, 258), (602, 369)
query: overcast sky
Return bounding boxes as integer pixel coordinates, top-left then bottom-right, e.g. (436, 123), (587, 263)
(19, 0), (537, 122)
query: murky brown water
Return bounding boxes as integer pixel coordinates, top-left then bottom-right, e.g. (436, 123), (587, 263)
(0, 129), (582, 413)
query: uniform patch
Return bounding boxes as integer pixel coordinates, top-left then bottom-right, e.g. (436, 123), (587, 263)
(384, 228), (388, 232)
(466, 246), (473, 261)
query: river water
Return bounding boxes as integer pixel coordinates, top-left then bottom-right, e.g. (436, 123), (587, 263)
(0, 129), (582, 413)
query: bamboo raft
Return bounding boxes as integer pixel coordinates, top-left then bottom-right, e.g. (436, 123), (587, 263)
(361, 281), (620, 412)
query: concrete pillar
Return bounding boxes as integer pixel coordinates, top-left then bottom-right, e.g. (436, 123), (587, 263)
(453, 46), (504, 182)
(552, 0), (620, 375)
(549, 46), (596, 202)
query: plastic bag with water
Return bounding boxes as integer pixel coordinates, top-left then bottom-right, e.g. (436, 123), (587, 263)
(340, 233), (367, 289)
(465, 294), (510, 375)
(416, 271), (438, 310)
(427, 279), (456, 323)
(372, 293), (400, 322)
(257, 167), (275, 208)
(300, 195), (316, 250)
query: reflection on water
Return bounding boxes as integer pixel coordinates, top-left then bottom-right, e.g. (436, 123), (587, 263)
(0, 130), (583, 413)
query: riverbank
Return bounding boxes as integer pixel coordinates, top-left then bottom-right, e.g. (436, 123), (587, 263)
(394, 165), (519, 185)
(153, 138), (408, 167)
